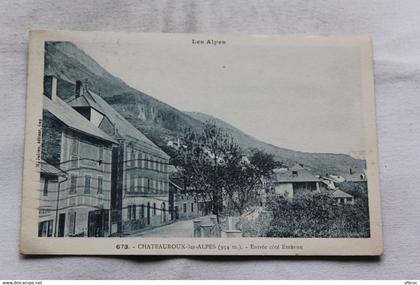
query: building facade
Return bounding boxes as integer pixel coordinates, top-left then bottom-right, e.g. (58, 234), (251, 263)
(63, 78), (170, 235)
(41, 76), (117, 237)
(38, 160), (67, 237)
(169, 179), (211, 220)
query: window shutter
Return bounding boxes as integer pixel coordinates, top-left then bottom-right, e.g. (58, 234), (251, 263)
(84, 175), (91, 194)
(97, 176), (103, 194)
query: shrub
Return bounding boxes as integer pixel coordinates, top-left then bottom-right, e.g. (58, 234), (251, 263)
(266, 190), (370, 238)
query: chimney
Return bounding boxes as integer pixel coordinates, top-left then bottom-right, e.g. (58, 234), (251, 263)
(75, 80), (83, 98)
(43, 75), (58, 101)
(349, 168), (353, 175)
(83, 78), (89, 93)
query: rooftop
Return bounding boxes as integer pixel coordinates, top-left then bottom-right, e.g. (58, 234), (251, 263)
(272, 164), (320, 183)
(40, 160), (67, 177)
(43, 96), (117, 144)
(332, 189), (353, 199)
(68, 88), (169, 159)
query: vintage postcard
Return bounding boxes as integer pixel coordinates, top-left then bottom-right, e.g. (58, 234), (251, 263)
(20, 30), (382, 255)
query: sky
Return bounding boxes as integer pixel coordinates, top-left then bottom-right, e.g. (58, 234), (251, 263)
(76, 36), (366, 156)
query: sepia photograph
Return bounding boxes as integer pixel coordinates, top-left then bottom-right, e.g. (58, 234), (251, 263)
(20, 31), (382, 255)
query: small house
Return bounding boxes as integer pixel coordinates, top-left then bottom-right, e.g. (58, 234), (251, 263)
(332, 189), (354, 205)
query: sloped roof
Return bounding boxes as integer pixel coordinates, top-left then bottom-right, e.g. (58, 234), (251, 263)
(66, 90), (105, 115)
(332, 189), (353, 199)
(273, 164), (320, 183)
(67, 96), (103, 113)
(40, 160), (67, 177)
(86, 90), (169, 159)
(43, 96), (117, 144)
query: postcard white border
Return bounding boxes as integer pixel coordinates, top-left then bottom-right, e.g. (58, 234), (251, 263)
(20, 30), (383, 255)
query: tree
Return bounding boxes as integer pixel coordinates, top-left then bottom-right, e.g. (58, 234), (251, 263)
(174, 121), (277, 220)
(222, 149), (276, 215)
(174, 121), (231, 221)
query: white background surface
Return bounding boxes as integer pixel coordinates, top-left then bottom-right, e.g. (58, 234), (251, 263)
(0, 0), (419, 280)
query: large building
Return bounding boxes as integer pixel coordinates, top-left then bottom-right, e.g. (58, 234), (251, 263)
(63, 78), (170, 235)
(41, 76), (117, 237)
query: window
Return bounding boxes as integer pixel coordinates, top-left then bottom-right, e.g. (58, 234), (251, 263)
(140, 204), (144, 218)
(145, 155), (149, 169)
(183, 203), (187, 213)
(127, 205), (131, 220)
(126, 148), (130, 166)
(71, 137), (79, 155)
(191, 203), (194, 212)
(147, 179), (150, 192)
(131, 150), (135, 167)
(153, 203), (157, 215)
(84, 175), (91, 194)
(292, 171), (298, 177)
(97, 176), (103, 194)
(70, 174), (77, 194)
(137, 153), (141, 167)
(38, 220), (53, 237)
(161, 203), (166, 222)
(139, 178), (144, 192)
(140, 153), (145, 168)
(70, 155), (78, 168)
(98, 146), (104, 162)
(68, 211), (76, 235)
(130, 174), (135, 192)
(43, 177), (49, 196)
(147, 203), (150, 224)
(132, 205), (137, 220)
(70, 138), (79, 168)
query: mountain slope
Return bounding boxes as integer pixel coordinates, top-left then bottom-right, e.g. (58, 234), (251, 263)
(44, 41), (366, 176)
(185, 112), (366, 175)
(44, 42), (204, 136)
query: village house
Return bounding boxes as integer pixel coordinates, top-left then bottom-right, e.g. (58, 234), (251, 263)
(168, 178), (211, 220)
(42, 76), (117, 237)
(38, 160), (67, 237)
(343, 168), (368, 184)
(271, 164), (321, 199)
(63, 78), (170, 235)
(332, 189), (355, 205)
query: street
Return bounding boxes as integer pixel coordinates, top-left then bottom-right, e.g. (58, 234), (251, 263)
(129, 216), (212, 237)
